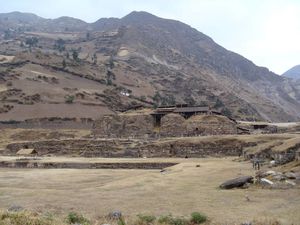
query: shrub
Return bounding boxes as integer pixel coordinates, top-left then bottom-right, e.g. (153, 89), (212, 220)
(171, 217), (189, 225)
(136, 214), (156, 225)
(66, 212), (90, 225)
(72, 50), (79, 61)
(158, 214), (173, 224)
(118, 217), (127, 225)
(65, 95), (75, 104)
(0, 211), (55, 225)
(190, 212), (207, 224)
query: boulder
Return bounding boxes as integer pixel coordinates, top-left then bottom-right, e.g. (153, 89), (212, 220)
(241, 222), (252, 225)
(285, 172), (296, 179)
(260, 178), (274, 186)
(108, 210), (122, 220)
(220, 176), (253, 189)
(269, 160), (276, 167)
(262, 170), (277, 177)
(272, 174), (286, 181)
(285, 180), (296, 186)
(7, 204), (24, 212)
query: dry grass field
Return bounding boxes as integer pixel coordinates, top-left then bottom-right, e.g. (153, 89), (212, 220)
(0, 157), (299, 225)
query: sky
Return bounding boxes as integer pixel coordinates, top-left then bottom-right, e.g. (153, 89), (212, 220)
(0, 0), (299, 74)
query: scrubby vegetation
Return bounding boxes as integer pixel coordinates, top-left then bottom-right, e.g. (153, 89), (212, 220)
(0, 210), (283, 225)
(0, 211), (59, 225)
(190, 212), (207, 224)
(66, 212), (90, 225)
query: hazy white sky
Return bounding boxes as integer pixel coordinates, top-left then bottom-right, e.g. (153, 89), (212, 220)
(1, 0), (299, 74)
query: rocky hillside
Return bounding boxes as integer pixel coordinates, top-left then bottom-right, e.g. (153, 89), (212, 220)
(283, 65), (300, 80)
(0, 11), (300, 122)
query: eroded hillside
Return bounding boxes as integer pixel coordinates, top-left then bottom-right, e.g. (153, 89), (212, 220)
(1, 11), (300, 122)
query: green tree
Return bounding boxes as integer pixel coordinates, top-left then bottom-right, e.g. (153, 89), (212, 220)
(62, 59), (66, 68)
(92, 53), (97, 64)
(108, 56), (114, 69)
(214, 98), (224, 108)
(54, 38), (65, 52)
(158, 94), (176, 106)
(86, 32), (90, 40)
(153, 91), (162, 107)
(140, 95), (147, 101)
(4, 30), (11, 39)
(72, 50), (79, 61)
(184, 95), (196, 106)
(25, 37), (38, 48)
(65, 95), (75, 104)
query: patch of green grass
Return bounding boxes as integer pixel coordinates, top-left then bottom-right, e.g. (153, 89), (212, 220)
(170, 217), (189, 225)
(66, 212), (90, 225)
(0, 211), (57, 225)
(157, 215), (188, 225)
(158, 214), (173, 224)
(190, 212), (207, 224)
(135, 214), (156, 225)
(118, 217), (127, 225)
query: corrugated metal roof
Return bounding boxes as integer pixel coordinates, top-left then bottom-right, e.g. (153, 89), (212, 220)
(173, 106), (210, 113)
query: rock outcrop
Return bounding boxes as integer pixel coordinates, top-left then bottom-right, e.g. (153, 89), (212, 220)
(220, 176), (253, 189)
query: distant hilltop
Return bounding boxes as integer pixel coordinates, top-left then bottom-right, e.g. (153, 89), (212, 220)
(282, 65), (300, 80)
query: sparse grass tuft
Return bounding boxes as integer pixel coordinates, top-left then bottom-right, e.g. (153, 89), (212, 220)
(66, 212), (90, 225)
(157, 215), (189, 225)
(190, 212), (207, 224)
(118, 217), (127, 225)
(158, 214), (174, 224)
(253, 219), (281, 225)
(0, 211), (58, 225)
(135, 214), (156, 225)
(170, 217), (189, 225)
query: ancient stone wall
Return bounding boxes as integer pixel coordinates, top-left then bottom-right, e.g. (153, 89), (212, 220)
(0, 161), (177, 169)
(0, 117), (93, 129)
(92, 114), (155, 138)
(4, 137), (245, 158)
(92, 113), (238, 138)
(159, 113), (186, 137)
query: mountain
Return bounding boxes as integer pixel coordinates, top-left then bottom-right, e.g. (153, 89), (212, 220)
(0, 11), (300, 122)
(283, 65), (300, 80)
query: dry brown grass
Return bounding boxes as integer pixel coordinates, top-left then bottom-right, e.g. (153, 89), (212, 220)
(0, 210), (285, 225)
(272, 137), (300, 152)
(0, 158), (299, 224)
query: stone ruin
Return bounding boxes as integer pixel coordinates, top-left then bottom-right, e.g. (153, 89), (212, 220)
(92, 107), (238, 138)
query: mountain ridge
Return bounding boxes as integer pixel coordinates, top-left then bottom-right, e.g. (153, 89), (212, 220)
(0, 11), (300, 122)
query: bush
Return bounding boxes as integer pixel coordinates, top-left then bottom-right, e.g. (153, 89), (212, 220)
(136, 214), (156, 224)
(66, 212), (90, 225)
(65, 95), (75, 104)
(118, 217), (127, 225)
(158, 215), (188, 225)
(190, 212), (207, 224)
(0, 211), (55, 225)
(171, 217), (189, 225)
(158, 214), (173, 224)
